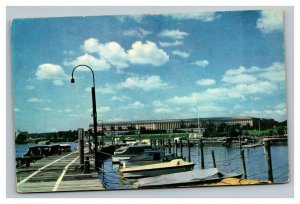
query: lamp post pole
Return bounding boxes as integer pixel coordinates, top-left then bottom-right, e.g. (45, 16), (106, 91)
(71, 65), (99, 170)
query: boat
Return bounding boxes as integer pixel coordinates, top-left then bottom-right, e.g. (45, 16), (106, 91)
(134, 168), (243, 188)
(112, 143), (152, 163)
(119, 159), (194, 179)
(119, 150), (182, 167)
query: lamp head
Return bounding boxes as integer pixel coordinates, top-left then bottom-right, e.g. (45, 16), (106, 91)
(71, 78), (75, 83)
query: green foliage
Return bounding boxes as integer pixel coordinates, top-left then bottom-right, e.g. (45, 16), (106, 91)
(15, 133), (27, 144)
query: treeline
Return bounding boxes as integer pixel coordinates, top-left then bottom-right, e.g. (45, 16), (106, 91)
(15, 130), (79, 144)
(202, 122), (287, 138)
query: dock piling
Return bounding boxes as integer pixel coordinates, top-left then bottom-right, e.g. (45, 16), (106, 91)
(211, 150), (216, 168)
(199, 139), (205, 169)
(180, 139), (183, 159)
(175, 139), (178, 156)
(264, 140), (274, 183)
(241, 150), (247, 179)
(188, 139), (191, 162)
(168, 139), (171, 154)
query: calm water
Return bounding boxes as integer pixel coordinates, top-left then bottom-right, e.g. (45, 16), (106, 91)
(99, 144), (289, 189)
(15, 143), (289, 190)
(15, 142), (78, 158)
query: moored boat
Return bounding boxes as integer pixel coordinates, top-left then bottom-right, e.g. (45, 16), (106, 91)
(112, 143), (151, 163)
(134, 168), (243, 188)
(119, 159), (194, 179)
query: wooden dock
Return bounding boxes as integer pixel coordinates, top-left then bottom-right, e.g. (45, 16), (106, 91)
(16, 151), (105, 193)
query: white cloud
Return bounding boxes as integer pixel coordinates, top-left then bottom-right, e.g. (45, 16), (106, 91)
(98, 106), (111, 113)
(172, 50), (189, 58)
(127, 41), (169, 66)
(152, 100), (173, 114)
(119, 75), (169, 91)
(110, 96), (129, 101)
(191, 60), (209, 67)
(196, 79), (216, 86)
(40, 107), (53, 111)
(117, 15), (144, 23)
(256, 10), (283, 33)
(14, 108), (21, 112)
(65, 54), (111, 71)
(27, 98), (44, 103)
(166, 12), (220, 22)
(58, 108), (72, 113)
(222, 62), (285, 84)
(81, 38), (169, 68)
(25, 85), (35, 90)
(35, 64), (67, 85)
(123, 101), (145, 109)
(159, 40), (183, 47)
(87, 106), (110, 113)
(123, 28), (152, 38)
(158, 29), (189, 40)
(258, 62), (286, 81)
(85, 84), (116, 94)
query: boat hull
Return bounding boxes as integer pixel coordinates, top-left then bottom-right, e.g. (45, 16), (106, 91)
(121, 163), (194, 179)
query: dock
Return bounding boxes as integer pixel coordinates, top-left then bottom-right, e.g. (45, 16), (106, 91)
(16, 151), (104, 193)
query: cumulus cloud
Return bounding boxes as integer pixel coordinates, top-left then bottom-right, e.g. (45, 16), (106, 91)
(85, 84), (116, 94)
(196, 79), (216, 86)
(123, 101), (145, 109)
(159, 40), (183, 47)
(14, 108), (21, 112)
(256, 10), (283, 33)
(35, 64), (67, 85)
(87, 106), (111, 113)
(123, 28), (152, 38)
(65, 54), (111, 71)
(58, 108), (72, 113)
(172, 50), (189, 58)
(166, 12), (220, 22)
(110, 96), (129, 101)
(158, 29), (189, 40)
(80, 38), (169, 69)
(191, 60), (209, 67)
(127, 41), (169, 66)
(25, 85), (35, 90)
(27, 98), (44, 103)
(119, 75), (169, 91)
(40, 107), (53, 111)
(152, 100), (173, 114)
(222, 62), (285, 84)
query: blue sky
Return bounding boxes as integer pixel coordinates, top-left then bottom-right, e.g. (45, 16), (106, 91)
(12, 10), (287, 133)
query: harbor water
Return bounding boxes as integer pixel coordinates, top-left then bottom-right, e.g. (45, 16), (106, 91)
(99, 144), (289, 190)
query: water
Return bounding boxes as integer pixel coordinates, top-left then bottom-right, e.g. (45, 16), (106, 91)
(99, 144), (289, 189)
(15, 142), (79, 158)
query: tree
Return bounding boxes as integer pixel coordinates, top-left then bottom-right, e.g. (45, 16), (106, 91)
(15, 133), (27, 144)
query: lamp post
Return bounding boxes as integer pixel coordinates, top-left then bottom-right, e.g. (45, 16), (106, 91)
(71, 64), (99, 169)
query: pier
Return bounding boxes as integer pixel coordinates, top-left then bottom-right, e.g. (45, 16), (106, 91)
(16, 150), (104, 193)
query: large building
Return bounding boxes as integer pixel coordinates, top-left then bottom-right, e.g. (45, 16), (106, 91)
(89, 117), (278, 133)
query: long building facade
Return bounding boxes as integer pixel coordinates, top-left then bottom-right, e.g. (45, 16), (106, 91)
(90, 117), (277, 133)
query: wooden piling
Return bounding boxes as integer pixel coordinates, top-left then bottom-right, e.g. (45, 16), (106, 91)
(188, 139), (191, 162)
(154, 139), (157, 149)
(168, 139), (171, 154)
(199, 139), (205, 169)
(241, 150), (247, 179)
(264, 140), (274, 183)
(175, 139), (178, 156)
(150, 139), (153, 148)
(180, 139), (183, 158)
(79, 138), (84, 168)
(211, 150), (216, 168)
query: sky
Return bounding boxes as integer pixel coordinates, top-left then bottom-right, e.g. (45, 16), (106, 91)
(12, 10), (287, 133)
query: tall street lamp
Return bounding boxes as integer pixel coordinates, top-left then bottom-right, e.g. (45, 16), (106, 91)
(71, 64), (99, 169)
